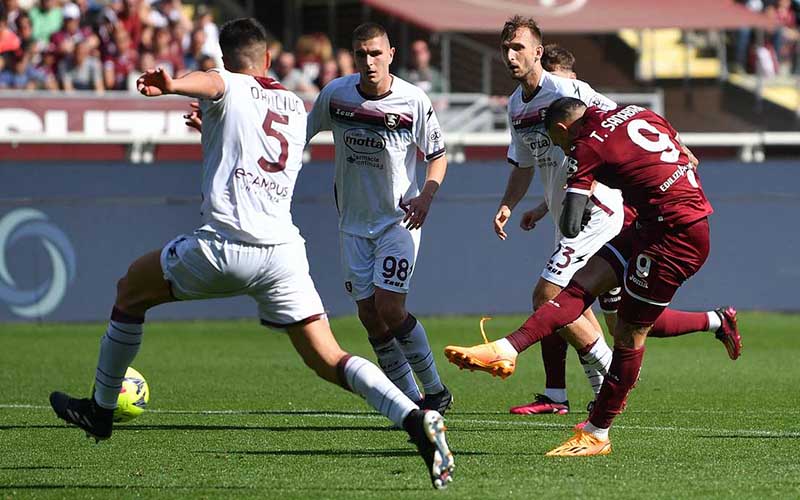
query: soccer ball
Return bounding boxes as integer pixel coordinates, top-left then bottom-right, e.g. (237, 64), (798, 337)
(114, 367), (150, 423)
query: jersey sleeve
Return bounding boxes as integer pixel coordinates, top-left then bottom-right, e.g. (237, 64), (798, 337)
(413, 90), (446, 161)
(507, 121), (536, 169)
(577, 80), (616, 111)
(565, 141), (603, 195)
(202, 67), (232, 111)
(306, 82), (333, 143)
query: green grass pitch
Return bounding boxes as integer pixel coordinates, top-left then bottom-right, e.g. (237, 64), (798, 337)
(1, 312), (799, 499)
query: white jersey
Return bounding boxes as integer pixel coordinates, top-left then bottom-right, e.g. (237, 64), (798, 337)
(197, 68), (306, 245)
(507, 71), (621, 232)
(307, 74), (445, 238)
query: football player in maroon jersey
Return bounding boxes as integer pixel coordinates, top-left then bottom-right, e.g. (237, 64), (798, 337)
(446, 97), (737, 456)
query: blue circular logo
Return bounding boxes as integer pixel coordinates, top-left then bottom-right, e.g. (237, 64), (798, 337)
(0, 209), (76, 318)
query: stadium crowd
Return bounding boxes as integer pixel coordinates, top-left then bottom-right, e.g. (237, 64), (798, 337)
(735, 0), (800, 75)
(0, 0), (444, 95)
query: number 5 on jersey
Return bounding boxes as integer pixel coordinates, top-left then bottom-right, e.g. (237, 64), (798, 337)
(258, 110), (289, 173)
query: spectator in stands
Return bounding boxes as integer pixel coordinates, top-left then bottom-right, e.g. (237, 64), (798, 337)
(295, 32), (332, 81)
(3, 0), (21, 32)
(152, 26), (181, 76)
(733, 0), (764, 73)
(336, 47), (354, 75)
(14, 11), (33, 47)
(0, 3), (20, 54)
(58, 38), (103, 91)
(103, 27), (137, 90)
(197, 53), (214, 71)
(127, 49), (153, 92)
(273, 50), (317, 94)
(118, 0), (144, 49)
(398, 39), (443, 93)
(0, 40), (56, 89)
(50, 3), (94, 60)
(769, 0), (799, 73)
(315, 58), (339, 89)
(182, 27), (207, 73)
(29, 0), (62, 46)
(542, 43), (576, 78)
(193, 4), (221, 65)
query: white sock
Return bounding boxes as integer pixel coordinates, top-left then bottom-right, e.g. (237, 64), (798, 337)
(342, 355), (418, 427)
(369, 336), (422, 402)
(579, 334), (612, 397)
(583, 422), (609, 440)
(707, 311), (722, 331)
(394, 315), (445, 394)
(544, 388), (568, 403)
(94, 320), (143, 409)
(496, 338), (518, 356)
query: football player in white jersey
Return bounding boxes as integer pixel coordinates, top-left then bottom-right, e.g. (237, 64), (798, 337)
(307, 23), (452, 414)
(48, 18), (454, 490)
(488, 16), (622, 413)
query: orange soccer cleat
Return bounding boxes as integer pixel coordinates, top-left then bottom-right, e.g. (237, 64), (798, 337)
(443, 317), (517, 379)
(545, 429), (611, 457)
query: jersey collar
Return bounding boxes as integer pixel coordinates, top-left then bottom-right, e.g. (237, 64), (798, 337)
(356, 75), (394, 100)
(521, 70), (546, 103)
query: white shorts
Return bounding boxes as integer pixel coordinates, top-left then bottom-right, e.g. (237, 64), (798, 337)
(340, 224), (421, 301)
(541, 204), (625, 288)
(161, 231), (325, 328)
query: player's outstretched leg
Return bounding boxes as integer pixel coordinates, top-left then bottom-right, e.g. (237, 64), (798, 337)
(288, 318), (454, 489)
(445, 257), (617, 378)
(606, 304), (742, 360)
(375, 289), (452, 415)
(49, 250), (175, 441)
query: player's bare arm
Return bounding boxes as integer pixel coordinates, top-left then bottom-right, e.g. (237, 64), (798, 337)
(495, 166), (534, 240)
(520, 200), (548, 231)
(675, 133), (699, 168)
(403, 155), (447, 231)
(137, 68), (225, 100)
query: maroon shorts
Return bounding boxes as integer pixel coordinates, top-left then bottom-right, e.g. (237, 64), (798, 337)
(597, 218), (710, 325)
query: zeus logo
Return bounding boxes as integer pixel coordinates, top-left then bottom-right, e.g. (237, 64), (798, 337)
(0, 209), (76, 318)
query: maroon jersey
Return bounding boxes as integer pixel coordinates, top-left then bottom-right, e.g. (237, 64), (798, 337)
(566, 105), (713, 227)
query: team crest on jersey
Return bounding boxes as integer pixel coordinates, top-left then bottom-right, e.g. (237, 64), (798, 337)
(384, 112), (401, 130)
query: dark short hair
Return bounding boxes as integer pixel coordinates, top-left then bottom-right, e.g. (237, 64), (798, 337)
(218, 17), (268, 65)
(352, 22), (387, 43)
(542, 43), (575, 72)
(544, 97), (586, 131)
(501, 15), (543, 43)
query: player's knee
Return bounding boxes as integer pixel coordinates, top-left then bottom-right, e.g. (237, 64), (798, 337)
(357, 307), (385, 338)
(532, 280), (558, 310)
(114, 272), (151, 316)
(375, 300), (406, 330)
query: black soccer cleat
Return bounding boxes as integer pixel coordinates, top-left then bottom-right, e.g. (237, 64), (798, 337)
(49, 391), (114, 442)
(421, 386), (454, 416)
(403, 409), (455, 490)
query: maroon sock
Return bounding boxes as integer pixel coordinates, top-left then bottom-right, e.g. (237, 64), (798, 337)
(541, 333), (568, 390)
(507, 282), (596, 353)
(649, 309), (709, 338)
(588, 346), (645, 429)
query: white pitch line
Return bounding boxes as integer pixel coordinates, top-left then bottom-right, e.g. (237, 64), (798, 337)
(2, 404), (798, 438)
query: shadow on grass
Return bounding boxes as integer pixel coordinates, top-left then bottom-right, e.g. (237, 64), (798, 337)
(698, 434), (800, 439)
(0, 485), (251, 491)
(0, 424), (392, 432)
(197, 449), (511, 458)
(0, 466), (78, 470)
